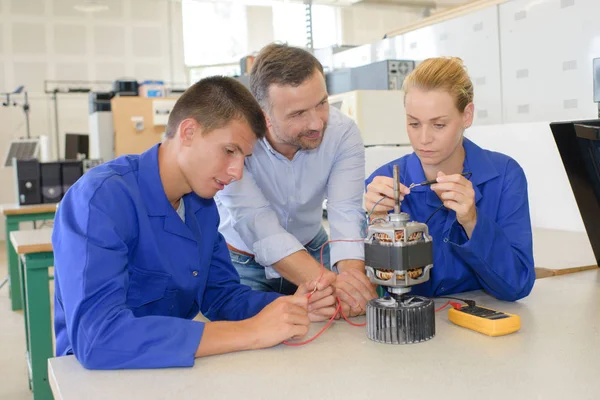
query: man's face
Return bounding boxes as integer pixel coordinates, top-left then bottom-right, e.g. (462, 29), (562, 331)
(177, 118), (256, 199)
(265, 69), (330, 152)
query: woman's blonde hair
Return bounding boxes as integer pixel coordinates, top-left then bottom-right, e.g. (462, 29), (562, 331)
(402, 57), (474, 113)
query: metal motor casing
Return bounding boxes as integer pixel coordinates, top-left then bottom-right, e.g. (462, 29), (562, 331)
(364, 211), (435, 344)
(364, 212), (433, 294)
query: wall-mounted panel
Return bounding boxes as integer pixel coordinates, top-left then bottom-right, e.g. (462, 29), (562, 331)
(132, 26), (163, 58)
(500, 0), (600, 123)
(10, 0), (45, 15)
(54, 24), (87, 55)
(12, 22), (47, 54)
(55, 62), (88, 81)
(13, 62), (47, 92)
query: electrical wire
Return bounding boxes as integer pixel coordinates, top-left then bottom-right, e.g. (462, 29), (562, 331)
(282, 238), (367, 346)
(367, 195), (387, 221)
(423, 172), (474, 225)
(435, 300), (462, 312)
(284, 171), (477, 345)
(425, 204), (445, 225)
(437, 296), (476, 308)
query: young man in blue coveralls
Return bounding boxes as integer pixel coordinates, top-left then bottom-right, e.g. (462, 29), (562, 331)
(52, 76), (336, 370)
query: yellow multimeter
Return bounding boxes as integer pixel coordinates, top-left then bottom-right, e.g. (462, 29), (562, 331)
(448, 304), (521, 337)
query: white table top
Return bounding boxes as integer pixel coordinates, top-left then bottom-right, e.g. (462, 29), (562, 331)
(49, 269), (600, 400)
(10, 228), (53, 254)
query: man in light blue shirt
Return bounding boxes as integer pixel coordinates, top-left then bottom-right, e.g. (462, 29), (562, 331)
(216, 43), (377, 317)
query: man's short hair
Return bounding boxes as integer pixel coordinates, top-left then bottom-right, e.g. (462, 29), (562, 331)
(249, 43), (324, 110)
(165, 76), (266, 139)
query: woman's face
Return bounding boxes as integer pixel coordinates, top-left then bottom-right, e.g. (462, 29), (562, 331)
(404, 87), (473, 168)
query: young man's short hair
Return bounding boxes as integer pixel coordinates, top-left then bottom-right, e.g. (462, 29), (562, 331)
(166, 76), (266, 139)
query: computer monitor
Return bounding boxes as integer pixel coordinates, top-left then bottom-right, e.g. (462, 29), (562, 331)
(550, 119), (600, 267)
(65, 133), (89, 160)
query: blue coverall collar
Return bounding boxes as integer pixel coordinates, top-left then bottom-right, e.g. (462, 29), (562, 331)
(138, 144), (208, 218)
(138, 144), (178, 217)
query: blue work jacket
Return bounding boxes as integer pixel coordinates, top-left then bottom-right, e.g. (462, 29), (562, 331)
(365, 138), (535, 301)
(52, 144), (279, 370)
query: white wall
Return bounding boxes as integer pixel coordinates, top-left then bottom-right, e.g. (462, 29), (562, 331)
(466, 122), (586, 232)
(498, 0), (599, 123)
(340, 4), (425, 46)
(331, 0), (600, 232)
(0, 0), (185, 240)
(246, 6), (274, 54)
(334, 0), (600, 127)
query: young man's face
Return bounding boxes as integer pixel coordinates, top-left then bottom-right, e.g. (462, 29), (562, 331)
(177, 118), (256, 199)
(265, 69), (330, 152)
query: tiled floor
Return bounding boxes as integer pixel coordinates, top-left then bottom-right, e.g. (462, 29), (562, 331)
(0, 241), (32, 400)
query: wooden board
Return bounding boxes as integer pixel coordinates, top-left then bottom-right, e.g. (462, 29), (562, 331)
(10, 229), (53, 254)
(0, 203), (58, 216)
(112, 97), (177, 157)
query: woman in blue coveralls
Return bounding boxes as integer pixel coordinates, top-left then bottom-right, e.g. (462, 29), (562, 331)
(364, 57), (535, 301)
(52, 77), (337, 370)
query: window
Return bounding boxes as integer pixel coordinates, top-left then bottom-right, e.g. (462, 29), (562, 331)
(272, 3), (340, 49)
(188, 63), (241, 84)
(182, 0), (247, 67)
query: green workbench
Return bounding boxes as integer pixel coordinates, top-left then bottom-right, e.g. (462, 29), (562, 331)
(11, 228), (55, 400)
(1, 203), (56, 310)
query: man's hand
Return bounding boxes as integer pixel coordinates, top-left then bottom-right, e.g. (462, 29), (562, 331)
(296, 271), (337, 322)
(334, 260), (378, 317)
(272, 250), (327, 286)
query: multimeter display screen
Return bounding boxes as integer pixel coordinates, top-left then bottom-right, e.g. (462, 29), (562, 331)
(461, 306), (510, 320)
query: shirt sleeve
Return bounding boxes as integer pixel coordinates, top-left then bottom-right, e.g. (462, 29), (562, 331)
(200, 227), (281, 321)
(326, 122), (367, 266)
(216, 167), (304, 267)
(447, 159), (535, 301)
(52, 179), (205, 370)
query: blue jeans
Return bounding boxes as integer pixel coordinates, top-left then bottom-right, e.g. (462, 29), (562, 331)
(229, 226), (331, 295)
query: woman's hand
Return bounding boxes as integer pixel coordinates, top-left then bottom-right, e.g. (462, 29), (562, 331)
(430, 171), (477, 237)
(365, 176), (410, 215)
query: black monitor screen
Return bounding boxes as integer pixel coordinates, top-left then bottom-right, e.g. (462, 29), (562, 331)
(65, 133), (89, 160)
(551, 119), (600, 266)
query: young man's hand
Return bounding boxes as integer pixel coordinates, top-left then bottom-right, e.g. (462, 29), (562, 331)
(296, 271), (337, 321)
(243, 296), (311, 349)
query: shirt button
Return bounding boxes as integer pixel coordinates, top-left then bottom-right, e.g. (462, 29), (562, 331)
(443, 238), (449, 243)
(290, 196), (295, 201)
(192, 271), (198, 277)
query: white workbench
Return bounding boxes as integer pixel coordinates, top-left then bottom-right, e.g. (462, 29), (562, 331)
(48, 270), (600, 400)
